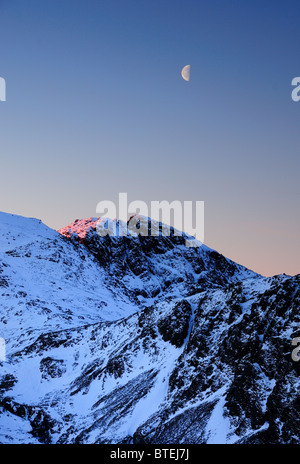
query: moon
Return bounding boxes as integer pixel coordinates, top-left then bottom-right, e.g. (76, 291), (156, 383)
(181, 64), (190, 81)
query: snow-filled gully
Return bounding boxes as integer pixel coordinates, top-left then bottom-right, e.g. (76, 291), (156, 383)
(126, 299), (197, 439)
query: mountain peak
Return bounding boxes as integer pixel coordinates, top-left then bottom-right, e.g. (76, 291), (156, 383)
(58, 214), (201, 246)
(56, 215), (257, 305)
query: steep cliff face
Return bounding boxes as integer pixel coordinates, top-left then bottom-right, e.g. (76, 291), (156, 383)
(0, 212), (299, 444)
(58, 216), (256, 303)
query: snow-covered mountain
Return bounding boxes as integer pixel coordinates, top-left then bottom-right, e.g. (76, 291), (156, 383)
(0, 212), (299, 444)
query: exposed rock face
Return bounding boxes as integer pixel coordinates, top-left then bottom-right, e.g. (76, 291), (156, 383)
(0, 212), (299, 444)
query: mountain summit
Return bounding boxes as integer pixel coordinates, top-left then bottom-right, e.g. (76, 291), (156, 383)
(0, 212), (299, 444)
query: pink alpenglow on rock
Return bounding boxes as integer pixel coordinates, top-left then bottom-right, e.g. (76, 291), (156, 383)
(58, 217), (100, 242)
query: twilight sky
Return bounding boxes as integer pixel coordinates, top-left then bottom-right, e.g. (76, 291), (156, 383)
(0, 0), (299, 277)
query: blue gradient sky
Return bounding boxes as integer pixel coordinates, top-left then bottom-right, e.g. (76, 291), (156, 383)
(0, 0), (299, 276)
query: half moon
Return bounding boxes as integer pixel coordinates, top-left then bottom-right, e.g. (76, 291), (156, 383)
(181, 64), (190, 81)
